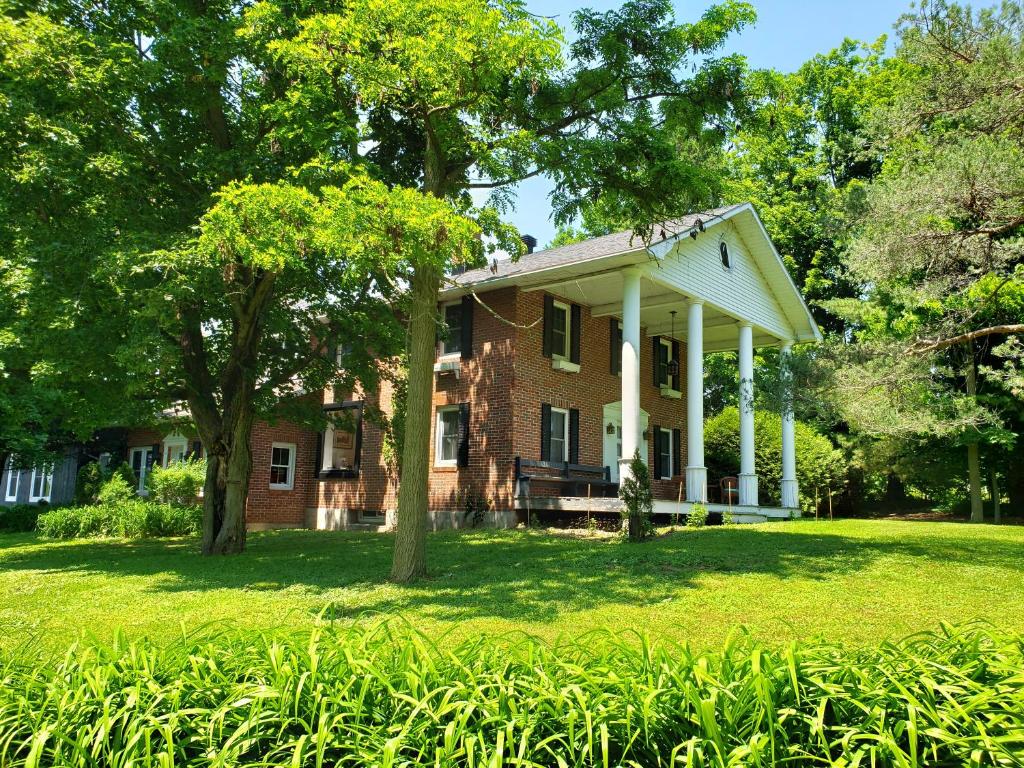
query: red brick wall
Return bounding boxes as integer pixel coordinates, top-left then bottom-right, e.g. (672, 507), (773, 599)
(246, 420), (318, 527)
(511, 288), (689, 502)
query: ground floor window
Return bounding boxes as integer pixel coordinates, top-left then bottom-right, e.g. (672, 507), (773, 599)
(549, 407), (569, 463)
(657, 428), (673, 480)
(270, 443), (296, 490)
(320, 402), (364, 477)
(4, 458), (19, 502)
(435, 406), (462, 466)
(29, 465), (53, 503)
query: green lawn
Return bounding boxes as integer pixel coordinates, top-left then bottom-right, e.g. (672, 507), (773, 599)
(1, 518), (1022, 653)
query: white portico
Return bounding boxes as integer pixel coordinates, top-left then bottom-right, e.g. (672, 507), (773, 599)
(451, 202), (821, 520)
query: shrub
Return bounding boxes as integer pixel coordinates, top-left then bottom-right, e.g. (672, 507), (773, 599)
(686, 502), (709, 528)
(705, 406), (847, 513)
(0, 503), (44, 533)
(148, 458), (206, 506)
(619, 448), (653, 541)
(0, 623), (1019, 766)
(37, 500), (201, 539)
(96, 471), (136, 505)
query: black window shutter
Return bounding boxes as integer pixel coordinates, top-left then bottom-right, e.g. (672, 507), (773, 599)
(652, 336), (662, 387)
(652, 426), (663, 479)
(540, 403), (552, 461)
(457, 403), (470, 468)
(461, 295), (474, 360)
(609, 318), (621, 374)
(569, 304), (581, 364)
(313, 431), (323, 477)
(672, 428), (682, 477)
(671, 340), (681, 390)
(542, 295), (555, 357)
(568, 408), (580, 465)
(190, 440), (202, 459)
(149, 444), (160, 469)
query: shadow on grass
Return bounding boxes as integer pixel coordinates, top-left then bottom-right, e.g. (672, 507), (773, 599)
(1, 523), (1022, 624)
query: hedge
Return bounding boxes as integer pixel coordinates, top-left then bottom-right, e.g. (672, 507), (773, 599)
(36, 499), (201, 539)
(0, 623), (1020, 766)
(705, 406), (847, 512)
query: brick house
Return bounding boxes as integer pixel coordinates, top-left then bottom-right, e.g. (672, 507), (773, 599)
(112, 203), (820, 529)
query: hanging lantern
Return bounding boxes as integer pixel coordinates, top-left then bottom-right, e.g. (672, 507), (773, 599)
(666, 310), (680, 380)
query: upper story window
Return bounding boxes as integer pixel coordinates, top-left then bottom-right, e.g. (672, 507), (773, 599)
(720, 240), (731, 269)
(439, 302), (463, 357)
(550, 301), (570, 359)
(270, 443), (296, 490)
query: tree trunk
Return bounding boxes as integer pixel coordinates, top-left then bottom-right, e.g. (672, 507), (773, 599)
(990, 467), (1001, 524)
(1008, 444), (1024, 516)
(965, 345), (983, 522)
(201, 409), (254, 555)
(390, 264), (439, 582)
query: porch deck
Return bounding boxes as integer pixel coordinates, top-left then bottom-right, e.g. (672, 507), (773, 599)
(514, 495), (799, 524)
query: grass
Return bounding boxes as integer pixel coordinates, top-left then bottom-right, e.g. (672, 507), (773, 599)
(1, 518), (1023, 653)
(3, 622), (1022, 766)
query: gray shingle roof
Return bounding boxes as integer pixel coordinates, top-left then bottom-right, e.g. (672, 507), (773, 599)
(453, 204), (744, 288)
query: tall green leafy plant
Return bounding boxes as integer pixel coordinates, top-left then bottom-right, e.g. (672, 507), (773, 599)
(619, 449), (653, 542)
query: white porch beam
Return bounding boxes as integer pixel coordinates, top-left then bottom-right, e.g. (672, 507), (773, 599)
(780, 342), (799, 509)
(620, 269), (642, 482)
(590, 292), (680, 317)
(685, 299), (707, 502)
(644, 315), (737, 337)
(738, 322), (758, 505)
(520, 266), (628, 293)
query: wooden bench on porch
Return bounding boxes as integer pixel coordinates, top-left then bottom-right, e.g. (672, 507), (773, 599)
(514, 457), (618, 499)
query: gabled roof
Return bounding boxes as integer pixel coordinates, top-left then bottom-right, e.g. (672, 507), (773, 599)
(453, 204), (744, 288)
(444, 202), (821, 346)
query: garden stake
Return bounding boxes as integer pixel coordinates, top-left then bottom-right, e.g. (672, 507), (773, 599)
(814, 487), (819, 520)
(828, 485), (833, 521)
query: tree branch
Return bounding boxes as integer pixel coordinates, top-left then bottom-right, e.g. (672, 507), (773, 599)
(910, 324), (1024, 353)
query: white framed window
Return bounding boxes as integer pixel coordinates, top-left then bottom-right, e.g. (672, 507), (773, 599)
(439, 302), (464, 358)
(163, 434), (188, 466)
(29, 465), (53, 503)
(4, 458), (19, 502)
(549, 407), (569, 462)
(551, 301), (570, 359)
(658, 337), (675, 387)
(435, 406), (461, 466)
(658, 428), (673, 480)
(129, 447), (151, 494)
(270, 442), (296, 490)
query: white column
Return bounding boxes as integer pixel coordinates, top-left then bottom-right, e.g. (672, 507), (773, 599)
(321, 422), (335, 472)
(780, 342), (799, 509)
(738, 322), (758, 505)
(685, 299), (706, 502)
(619, 268), (642, 482)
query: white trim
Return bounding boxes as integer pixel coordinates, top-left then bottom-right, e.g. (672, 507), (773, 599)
(549, 406), (570, 463)
(550, 299), (571, 360)
(4, 458), (19, 502)
(434, 406), (461, 467)
(270, 442), (296, 490)
(438, 300), (464, 358)
(162, 433), (188, 466)
(28, 464), (53, 503)
(129, 446), (151, 495)
(658, 427), (674, 480)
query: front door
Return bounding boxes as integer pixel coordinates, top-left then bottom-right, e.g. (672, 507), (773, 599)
(602, 403), (649, 483)
(129, 447), (150, 494)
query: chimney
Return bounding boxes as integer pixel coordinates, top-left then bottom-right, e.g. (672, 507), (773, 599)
(521, 234), (537, 254)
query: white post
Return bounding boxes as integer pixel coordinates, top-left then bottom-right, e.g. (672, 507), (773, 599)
(780, 342), (799, 509)
(321, 422), (335, 472)
(738, 322), (758, 506)
(685, 299), (707, 502)
(620, 268), (642, 482)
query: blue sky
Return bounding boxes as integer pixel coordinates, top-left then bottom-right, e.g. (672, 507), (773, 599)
(498, 0), (918, 247)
